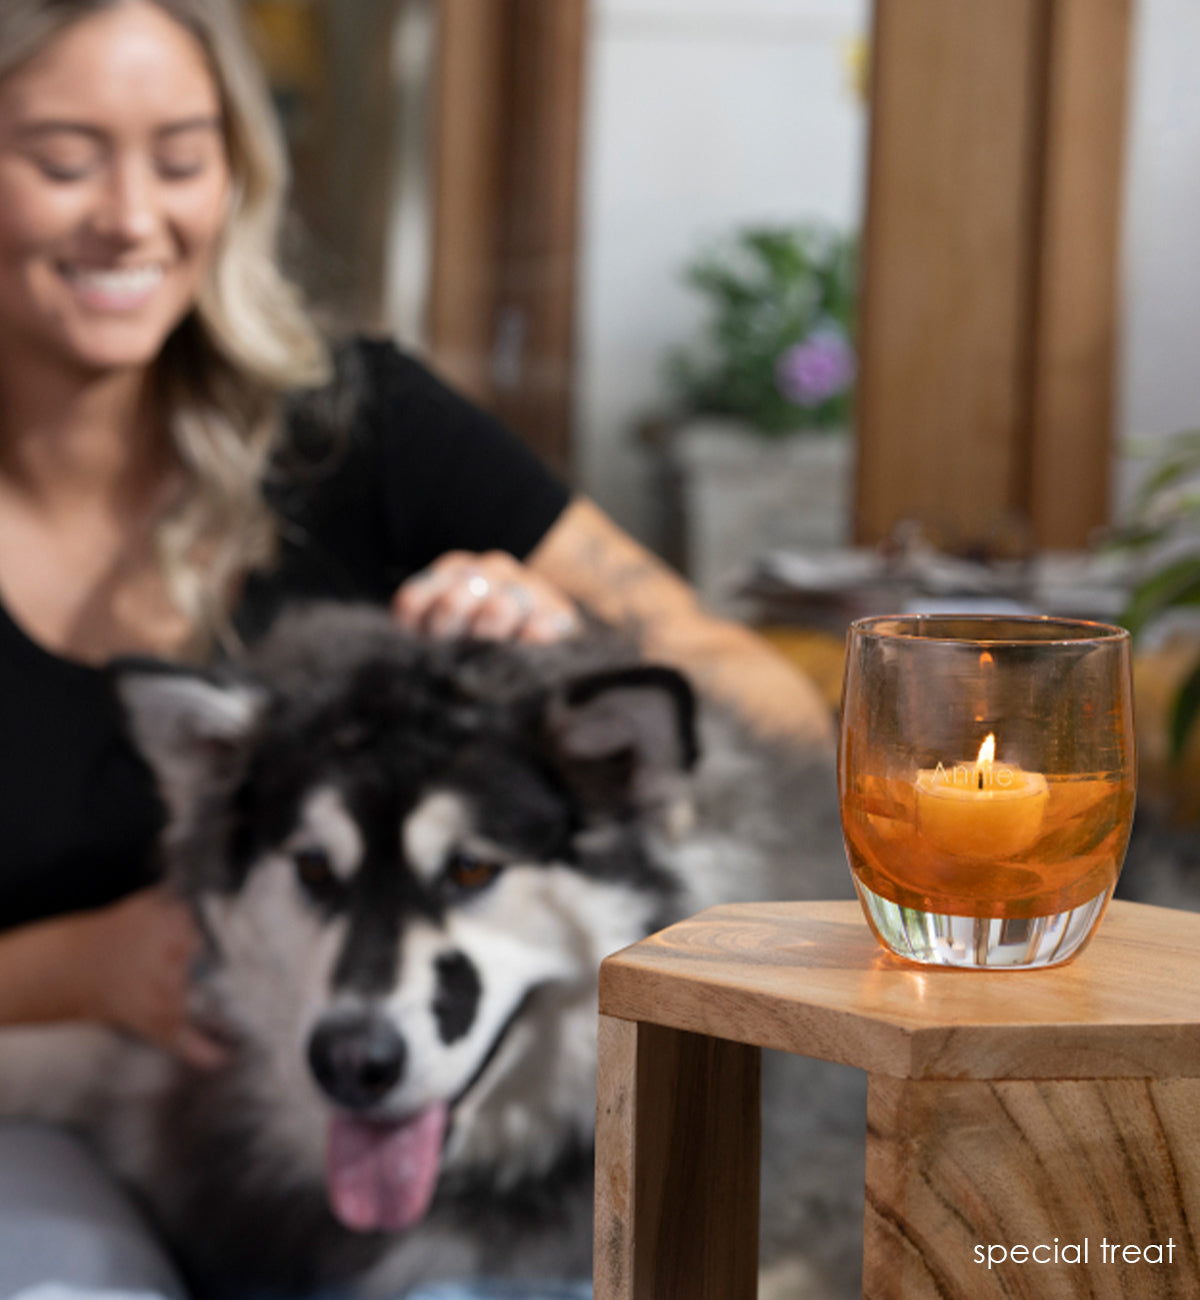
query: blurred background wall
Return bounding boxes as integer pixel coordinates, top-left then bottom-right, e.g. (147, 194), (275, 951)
(574, 0), (868, 543)
(1120, 0), (1200, 503)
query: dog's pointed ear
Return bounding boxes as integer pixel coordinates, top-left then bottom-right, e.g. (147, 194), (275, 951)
(112, 662), (265, 820)
(543, 665), (698, 826)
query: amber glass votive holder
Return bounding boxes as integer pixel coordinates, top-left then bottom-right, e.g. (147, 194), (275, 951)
(838, 615), (1136, 969)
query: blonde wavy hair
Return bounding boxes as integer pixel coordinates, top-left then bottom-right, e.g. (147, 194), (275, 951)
(0, 0), (332, 652)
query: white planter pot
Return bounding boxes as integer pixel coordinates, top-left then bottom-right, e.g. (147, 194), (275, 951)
(670, 418), (854, 610)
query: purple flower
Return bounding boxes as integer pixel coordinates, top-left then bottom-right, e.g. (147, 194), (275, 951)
(775, 329), (856, 408)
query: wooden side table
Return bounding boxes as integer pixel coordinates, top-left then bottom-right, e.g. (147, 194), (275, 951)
(594, 899), (1200, 1299)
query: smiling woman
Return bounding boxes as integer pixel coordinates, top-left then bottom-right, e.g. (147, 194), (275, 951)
(0, 2), (833, 1297)
(0, 4), (230, 370)
(0, 0), (327, 666)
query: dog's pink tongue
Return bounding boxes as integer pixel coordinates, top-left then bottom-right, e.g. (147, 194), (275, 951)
(326, 1102), (448, 1233)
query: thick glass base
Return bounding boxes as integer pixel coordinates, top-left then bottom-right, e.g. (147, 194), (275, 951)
(853, 878), (1113, 969)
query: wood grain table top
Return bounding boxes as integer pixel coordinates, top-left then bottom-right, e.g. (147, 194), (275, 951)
(599, 899), (1200, 1081)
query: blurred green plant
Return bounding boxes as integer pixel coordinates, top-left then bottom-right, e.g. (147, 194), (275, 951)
(670, 224), (858, 436)
(1117, 428), (1200, 759)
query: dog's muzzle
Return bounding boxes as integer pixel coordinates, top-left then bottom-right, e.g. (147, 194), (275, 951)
(307, 1010), (450, 1234)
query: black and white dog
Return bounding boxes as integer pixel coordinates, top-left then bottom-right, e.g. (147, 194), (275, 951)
(0, 603), (861, 1297)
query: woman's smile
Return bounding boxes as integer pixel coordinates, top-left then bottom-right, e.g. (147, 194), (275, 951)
(58, 261), (167, 313)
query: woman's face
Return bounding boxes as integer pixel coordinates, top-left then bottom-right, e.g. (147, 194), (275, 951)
(0, 1), (231, 379)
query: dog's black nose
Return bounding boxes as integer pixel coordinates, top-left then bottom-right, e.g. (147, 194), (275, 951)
(307, 1014), (407, 1110)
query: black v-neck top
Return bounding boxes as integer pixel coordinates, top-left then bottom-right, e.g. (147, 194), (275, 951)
(0, 338), (570, 929)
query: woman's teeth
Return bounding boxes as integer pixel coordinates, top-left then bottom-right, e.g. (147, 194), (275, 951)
(63, 264), (165, 301)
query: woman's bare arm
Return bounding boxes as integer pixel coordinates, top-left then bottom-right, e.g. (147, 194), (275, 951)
(0, 888), (226, 1067)
(529, 497), (835, 748)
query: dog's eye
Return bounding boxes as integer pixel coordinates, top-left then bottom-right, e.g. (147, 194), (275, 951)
(294, 846), (335, 890)
(444, 850), (502, 893)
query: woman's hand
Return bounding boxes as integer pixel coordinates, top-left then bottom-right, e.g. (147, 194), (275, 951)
(68, 887), (228, 1070)
(392, 550), (581, 644)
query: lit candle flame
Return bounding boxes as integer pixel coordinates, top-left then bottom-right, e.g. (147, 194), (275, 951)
(975, 733), (995, 789)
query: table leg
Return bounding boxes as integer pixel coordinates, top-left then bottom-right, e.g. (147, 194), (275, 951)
(594, 1014), (761, 1300)
(864, 1074), (1200, 1298)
